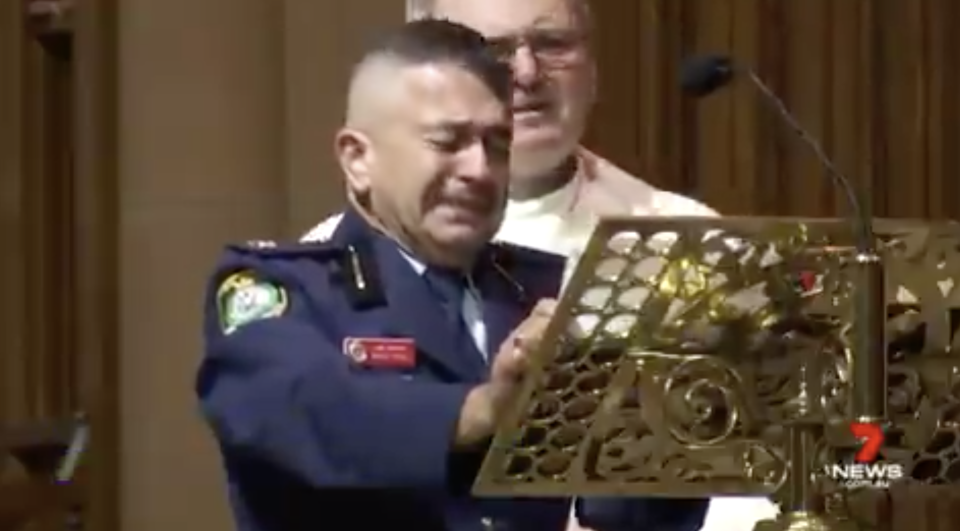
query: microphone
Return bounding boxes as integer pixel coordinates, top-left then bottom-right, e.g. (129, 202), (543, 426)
(680, 54), (873, 254)
(682, 55), (887, 427)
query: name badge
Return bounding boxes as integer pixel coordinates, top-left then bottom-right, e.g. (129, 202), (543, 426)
(343, 337), (417, 369)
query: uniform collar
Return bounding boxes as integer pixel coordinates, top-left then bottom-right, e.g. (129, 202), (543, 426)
(332, 206), (485, 277)
(397, 249), (427, 276)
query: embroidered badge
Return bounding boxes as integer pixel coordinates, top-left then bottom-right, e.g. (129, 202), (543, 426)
(216, 272), (288, 333)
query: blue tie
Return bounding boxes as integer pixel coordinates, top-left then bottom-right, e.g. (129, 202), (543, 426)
(424, 268), (486, 363)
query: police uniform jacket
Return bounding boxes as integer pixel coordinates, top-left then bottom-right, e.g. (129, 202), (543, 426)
(301, 151), (779, 531)
(198, 207), (707, 531)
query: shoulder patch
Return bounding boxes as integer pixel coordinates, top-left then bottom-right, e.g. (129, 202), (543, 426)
(216, 271), (288, 334)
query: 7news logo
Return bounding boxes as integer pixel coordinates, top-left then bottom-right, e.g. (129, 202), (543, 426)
(822, 422), (905, 489)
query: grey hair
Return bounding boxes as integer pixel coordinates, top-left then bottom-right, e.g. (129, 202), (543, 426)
(406, 0), (433, 21)
(406, 0), (593, 32)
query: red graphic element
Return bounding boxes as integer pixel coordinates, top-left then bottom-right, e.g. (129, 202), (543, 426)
(850, 422), (884, 463)
(798, 271), (817, 292)
(343, 337), (417, 369)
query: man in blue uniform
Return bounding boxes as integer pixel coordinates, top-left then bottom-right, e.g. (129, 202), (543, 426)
(197, 19), (707, 531)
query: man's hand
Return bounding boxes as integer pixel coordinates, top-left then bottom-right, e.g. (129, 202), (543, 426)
(489, 298), (557, 391)
(455, 299), (557, 447)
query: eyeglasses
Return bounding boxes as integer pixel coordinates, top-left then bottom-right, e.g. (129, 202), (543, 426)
(487, 29), (587, 67)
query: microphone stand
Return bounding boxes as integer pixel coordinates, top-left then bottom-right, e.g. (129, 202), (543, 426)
(746, 71), (888, 531)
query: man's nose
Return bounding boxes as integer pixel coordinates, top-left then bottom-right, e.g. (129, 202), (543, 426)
(459, 142), (495, 180)
(511, 45), (541, 87)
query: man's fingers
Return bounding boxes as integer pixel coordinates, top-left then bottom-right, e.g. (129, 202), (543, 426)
(511, 334), (539, 358)
(518, 299), (557, 337)
(508, 299), (557, 358)
(499, 330), (540, 378)
(531, 298), (558, 317)
(492, 298), (559, 382)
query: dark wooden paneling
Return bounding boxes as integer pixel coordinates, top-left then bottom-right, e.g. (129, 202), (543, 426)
(0, 1), (74, 427)
(0, 1), (80, 526)
(73, 0), (121, 528)
(586, 0), (960, 220)
(585, 1), (960, 527)
(0, 0), (119, 529)
(0, 0), (31, 438)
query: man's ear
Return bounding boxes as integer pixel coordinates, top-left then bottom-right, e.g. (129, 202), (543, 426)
(334, 127), (374, 196)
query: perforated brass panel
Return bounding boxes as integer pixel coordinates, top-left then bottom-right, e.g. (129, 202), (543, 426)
(474, 217), (960, 498)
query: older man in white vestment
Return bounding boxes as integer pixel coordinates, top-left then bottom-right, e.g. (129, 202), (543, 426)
(302, 1), (780, 530)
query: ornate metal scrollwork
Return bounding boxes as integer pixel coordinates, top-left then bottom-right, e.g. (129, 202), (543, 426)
(474, 217), (960, 530)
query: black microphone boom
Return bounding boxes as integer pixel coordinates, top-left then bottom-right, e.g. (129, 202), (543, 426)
(680, 54), (874, 254)
(681, 55), (888, 450)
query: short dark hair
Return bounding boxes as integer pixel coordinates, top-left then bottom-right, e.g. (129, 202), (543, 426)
(360, 18), (511, 104)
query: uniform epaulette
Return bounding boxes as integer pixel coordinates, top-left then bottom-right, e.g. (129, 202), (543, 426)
(226, 238), (344, 259)
(487, 240), (566, 304)
(489, 239), (566, 268)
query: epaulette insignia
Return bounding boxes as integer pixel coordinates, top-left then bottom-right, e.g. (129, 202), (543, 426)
(491, 239), (566, 264)
(216, 271), (288, 334)
(245, 239), (277, 249)
(338, 244), (386, 309)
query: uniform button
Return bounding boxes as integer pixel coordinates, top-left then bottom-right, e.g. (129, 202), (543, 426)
(480, 517), (494, 530)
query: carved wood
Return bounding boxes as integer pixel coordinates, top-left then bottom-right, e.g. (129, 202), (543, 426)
(27, 0), (74, 35)
(0, 0), (80, 522)
(72, 0), (121, 528)
(0, 0), (118, 529)
(586, 0), (960, 528)
(587, 0), (960, 221)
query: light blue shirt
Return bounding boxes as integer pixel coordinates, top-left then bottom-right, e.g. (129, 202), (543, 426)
(398, 251), (488, 361)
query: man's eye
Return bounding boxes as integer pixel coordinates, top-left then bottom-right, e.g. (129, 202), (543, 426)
(428, 137), (460, 152)
(529, 32), (581, 54)
(485, 132), (512, 159)
(534, 35), (564, 48)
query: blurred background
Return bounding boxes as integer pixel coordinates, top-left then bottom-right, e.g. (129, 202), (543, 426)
(1, 0), (958, 530)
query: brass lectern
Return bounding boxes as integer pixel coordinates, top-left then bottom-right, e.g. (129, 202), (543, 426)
(474, 217), (960, 531)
